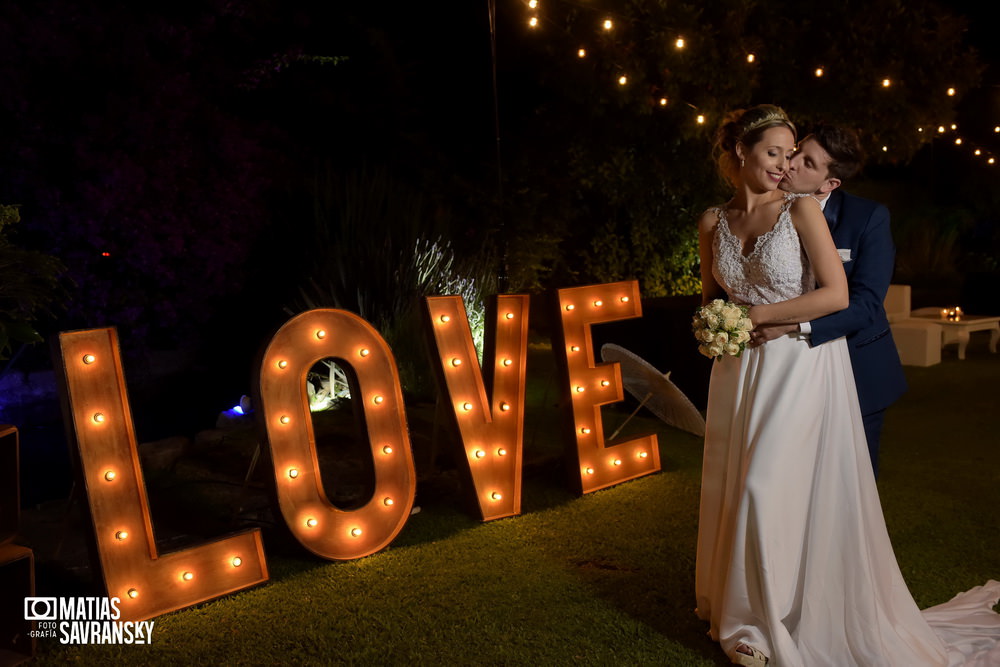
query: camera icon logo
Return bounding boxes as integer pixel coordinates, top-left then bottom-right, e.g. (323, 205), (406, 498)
(24, 597), (58, 621)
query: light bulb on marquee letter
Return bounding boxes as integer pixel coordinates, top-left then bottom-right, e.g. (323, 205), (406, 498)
(254, 309), (416, 561)
(424, 294), (529, 521)
(55, 328), (268, 622)
(552, 281), (660, 494)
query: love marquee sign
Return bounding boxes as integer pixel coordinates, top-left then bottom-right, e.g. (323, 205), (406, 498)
(51, 280), (662, 621)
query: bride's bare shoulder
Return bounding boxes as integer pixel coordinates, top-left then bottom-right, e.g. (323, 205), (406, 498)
(697, 205), (724, 232)
(788, 193), (823, 214)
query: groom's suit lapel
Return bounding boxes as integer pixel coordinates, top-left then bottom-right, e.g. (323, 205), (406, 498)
(823, 189), (844, 232)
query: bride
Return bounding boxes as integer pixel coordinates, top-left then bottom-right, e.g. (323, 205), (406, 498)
(694, 104), (1000, 666)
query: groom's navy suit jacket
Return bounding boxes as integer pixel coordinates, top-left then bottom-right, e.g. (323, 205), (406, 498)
(808, 189), (907, 416)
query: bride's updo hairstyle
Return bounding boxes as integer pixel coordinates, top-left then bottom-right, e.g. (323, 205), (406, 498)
(713, 104), (796, 187)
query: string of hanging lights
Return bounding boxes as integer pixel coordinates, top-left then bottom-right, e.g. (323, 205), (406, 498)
(517, 0), (997, 167)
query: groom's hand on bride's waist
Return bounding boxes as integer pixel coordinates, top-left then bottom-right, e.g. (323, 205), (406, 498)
(749, 323), (799, 346)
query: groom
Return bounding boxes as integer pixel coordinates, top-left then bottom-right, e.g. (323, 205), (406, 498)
(759, 124), (907, 478)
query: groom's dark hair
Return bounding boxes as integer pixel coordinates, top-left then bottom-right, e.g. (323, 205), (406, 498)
(808, 124), (864, 182)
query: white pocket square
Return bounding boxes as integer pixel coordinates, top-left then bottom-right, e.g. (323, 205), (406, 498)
(837, 248), (852, 262)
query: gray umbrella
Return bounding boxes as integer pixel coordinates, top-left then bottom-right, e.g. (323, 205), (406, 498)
(600, 343), (706, 437)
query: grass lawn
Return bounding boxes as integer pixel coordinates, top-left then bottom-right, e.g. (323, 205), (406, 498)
(25, 337), (1000, 666)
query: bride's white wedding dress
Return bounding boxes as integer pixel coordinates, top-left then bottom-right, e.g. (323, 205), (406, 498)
(695, 195), (1000, 666)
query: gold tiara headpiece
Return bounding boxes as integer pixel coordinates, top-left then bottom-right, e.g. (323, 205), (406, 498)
(739, 108), (794, 142)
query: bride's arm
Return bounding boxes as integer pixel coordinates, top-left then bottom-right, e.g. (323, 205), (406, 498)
(747, 197), (848, 326)
(698, 209), (726, 305)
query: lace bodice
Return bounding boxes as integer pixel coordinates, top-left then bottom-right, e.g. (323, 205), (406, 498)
(711, 194), (816, 306)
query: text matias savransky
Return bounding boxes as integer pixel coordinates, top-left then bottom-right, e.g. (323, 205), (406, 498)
(25, 596), (155, 645)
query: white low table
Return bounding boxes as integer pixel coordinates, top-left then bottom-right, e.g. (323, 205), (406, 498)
(910, 313), (1000, 360)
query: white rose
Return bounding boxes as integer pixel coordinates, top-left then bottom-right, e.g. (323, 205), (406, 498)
(707, 343), (724, 357)
(714, 332), (729, 345)
(705, 313), (720, 329)
(739, 317), (753, 330)
(710, 299), (726, 311)
(699, 329), (716, 343)
(723, 304), (741, 320)
(733, 330), (751, 344)
(698, 344), (715, 358)
(723, 316), (741, 330)
(724, 343), (741, 356)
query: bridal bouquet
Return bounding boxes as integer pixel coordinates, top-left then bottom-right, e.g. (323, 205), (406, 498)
(692, 299), (753, 360)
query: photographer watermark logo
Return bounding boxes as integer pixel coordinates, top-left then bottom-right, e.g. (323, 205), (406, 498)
(24, 596), (154, 645)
